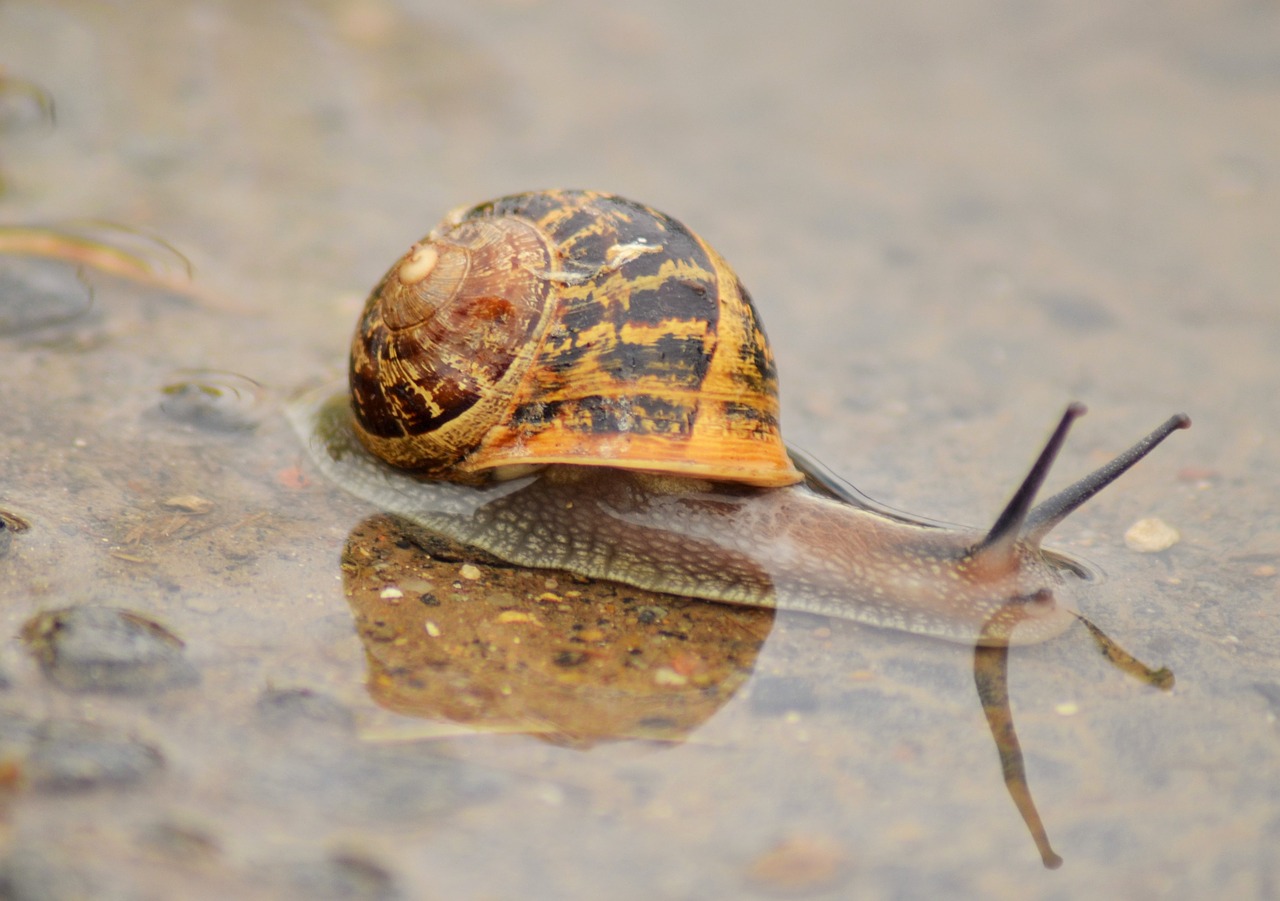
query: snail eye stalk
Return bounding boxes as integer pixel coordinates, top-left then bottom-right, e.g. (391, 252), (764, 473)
(978, 404), (1087, 563)
(1023, 413), (1191, 545)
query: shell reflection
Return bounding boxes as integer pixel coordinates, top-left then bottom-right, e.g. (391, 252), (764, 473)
(343, 515), (774, 747)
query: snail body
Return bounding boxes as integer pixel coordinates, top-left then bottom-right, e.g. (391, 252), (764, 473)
(292, 190), (1189, 647)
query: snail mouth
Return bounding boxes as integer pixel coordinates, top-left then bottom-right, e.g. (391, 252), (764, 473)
(975, 589), (1076, 646)
(976, 591), (1056, 640)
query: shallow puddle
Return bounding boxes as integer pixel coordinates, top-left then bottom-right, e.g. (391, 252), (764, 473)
(1, 2), (1277, 899)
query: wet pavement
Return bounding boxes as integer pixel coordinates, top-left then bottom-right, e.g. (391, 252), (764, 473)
(1, 2), (1278, 898)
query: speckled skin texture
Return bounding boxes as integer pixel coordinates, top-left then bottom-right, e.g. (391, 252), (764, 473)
(294, 390), (1086, 646)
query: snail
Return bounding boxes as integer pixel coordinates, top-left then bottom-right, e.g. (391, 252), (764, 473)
(289, 189), (1189, 648)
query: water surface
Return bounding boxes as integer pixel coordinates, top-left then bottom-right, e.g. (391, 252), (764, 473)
(0, 2), (1276, 898)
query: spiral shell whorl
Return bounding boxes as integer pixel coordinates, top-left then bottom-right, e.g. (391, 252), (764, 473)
(349, 216), (556, 477)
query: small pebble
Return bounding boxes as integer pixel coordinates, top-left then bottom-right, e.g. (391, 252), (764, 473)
(553, 650), (587, 667)
(745, 835), (848, 894)
(379, 586), (404, 600)
(495, 611), (542, 626)
(635, 605), (668, 624)
(25, 718), (165, 793)
(262, 849), (399, 901)
(364, 619), (397, 642)
(254, 687), (357, 734)
(161, 495), (214, 514)
(653, 667), (687, 686)
(424, 621), (441, 638)
(21, 606), (199, 694)
(1124, 517), (1181, 553)
(458, 564), (482, 581)
(0, 508), (30, 558)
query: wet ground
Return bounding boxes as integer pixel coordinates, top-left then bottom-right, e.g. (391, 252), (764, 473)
(1, 2), (1277, 898)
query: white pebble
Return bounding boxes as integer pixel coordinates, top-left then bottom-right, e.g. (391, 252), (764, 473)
(653, 667), (687, 686)
(1124, 517), (1181, 553)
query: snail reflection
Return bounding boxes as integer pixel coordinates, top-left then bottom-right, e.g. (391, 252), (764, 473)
(973, 603), (1173, 869)
(291, 190), (1188, 866)
(342, 514), (773, 747)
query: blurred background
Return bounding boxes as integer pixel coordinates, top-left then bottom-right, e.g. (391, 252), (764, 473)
(0, 2), (1276, 898)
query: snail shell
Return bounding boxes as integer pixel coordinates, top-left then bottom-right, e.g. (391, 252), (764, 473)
(291, 190), (1190, 647)
(348, 190), (801, 487)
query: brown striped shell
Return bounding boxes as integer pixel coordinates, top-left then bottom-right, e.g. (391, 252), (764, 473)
(349, 190), (803, 487)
